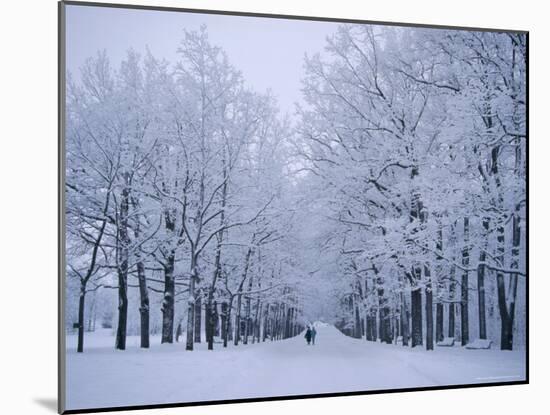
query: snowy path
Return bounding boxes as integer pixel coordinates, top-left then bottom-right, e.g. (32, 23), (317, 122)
(66, 325), (525, 410)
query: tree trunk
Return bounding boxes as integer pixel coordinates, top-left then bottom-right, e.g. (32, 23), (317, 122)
(73, 195), (110, 353)
(278, 306), (285, 340)
(396, 312), (401, 342)
(206, 159), (227, 350)
(448, 262), (456, 338)
(205, 300), (212, 349)
(137, 261), (150, 348)
(233, 247), (253, 345)
(262, 303), (270, 342)
(497, 215), (521, 350)
(271, 305), (277, 341)
(161, 253), (175, 344)
(234, 293), (242, 346)
(185, 257), (197, 351)
(115, 182), (130, 351)
(448, 222), (457, 339)
(409, 166), (423, 348)
(221, 301), (229, 348)
(367, 311), (376, 342)
(77, 284), (86, 353)
(375, 267), (391, 344)
(284, 306), (292, 339)
(277, 304), (284, 340)
(364, 278), (371, 341)
(411, 284), (423, 347)
(227, 305), (233, 342)
(194, 294), (202, 343)
(497, 271), (518, 350)
(372, 311), (378, 341)
(87, 291), (96, 332)
(244, 291), (252, 344)
(460, 217), (470, 346)
(213, 301), (220, 337)
(206, 300), (217, 350)
(435, 222), (444, 343)
(253, 301), (261, 343)
(400, 292), (409, 346)
(448, 303), (455, 338)
(271, 304), (278, 341)
(435, 303), (444, 343)
(365, 310), (371, 341)
(354, 300), (362, 339)
(115, 269), (128, 350)
(500, 309), (514, 351)
(379, 306), (392, 343)
(478, 218), (489, 340)
(425, 266), (434, 351)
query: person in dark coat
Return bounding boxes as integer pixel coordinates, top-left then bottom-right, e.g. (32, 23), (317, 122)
(304, 327), (312, 345)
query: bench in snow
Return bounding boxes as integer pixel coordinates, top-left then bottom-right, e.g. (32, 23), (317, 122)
(465, 339), (492, 349)
(437, 337), (455, 347)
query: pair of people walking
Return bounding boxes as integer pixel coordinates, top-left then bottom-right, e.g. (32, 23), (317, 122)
(304, 325), (317, 345)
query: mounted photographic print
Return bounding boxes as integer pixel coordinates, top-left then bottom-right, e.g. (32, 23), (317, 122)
(59, 1), (528, 413)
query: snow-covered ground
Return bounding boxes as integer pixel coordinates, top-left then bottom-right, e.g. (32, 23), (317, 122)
(65, 325), (526, 411)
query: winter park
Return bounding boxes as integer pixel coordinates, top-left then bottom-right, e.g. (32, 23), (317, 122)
(63, 4), (527, 412)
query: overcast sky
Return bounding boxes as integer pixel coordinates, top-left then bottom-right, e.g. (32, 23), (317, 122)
(65, 4), (343, 115)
